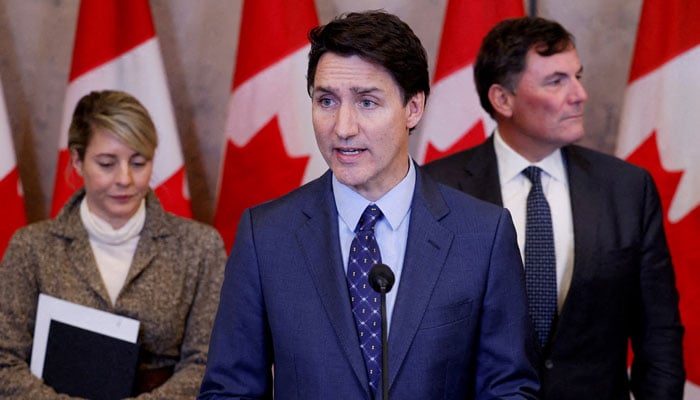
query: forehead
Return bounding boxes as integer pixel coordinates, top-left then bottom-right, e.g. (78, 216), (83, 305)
(86, 128), (131, 153)
(313, 53), (398, 93)
(523, 46), (582, 76)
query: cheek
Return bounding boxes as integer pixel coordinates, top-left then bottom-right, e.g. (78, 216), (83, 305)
(81, 169), (110, 190)
(520, 96), (560, 125)
(312, 116), (331, 141)
(312, 107), (333, 127)
(136, 167), (153, 188)
(376, 127), (407, 161)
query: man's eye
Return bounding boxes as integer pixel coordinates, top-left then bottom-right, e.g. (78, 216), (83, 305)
(318, 97), (334, 107)
(360, 99), (376, 108)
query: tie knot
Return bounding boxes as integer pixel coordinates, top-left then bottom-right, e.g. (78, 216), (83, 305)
(522, 166), (543, 184)
(356, 205), (383, 233)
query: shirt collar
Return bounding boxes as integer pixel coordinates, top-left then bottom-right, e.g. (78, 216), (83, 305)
(493, 128), (567, 184)
(333, 158), (416, 232)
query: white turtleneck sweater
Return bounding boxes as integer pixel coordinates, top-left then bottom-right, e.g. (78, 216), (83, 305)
(80, 199), (146, 305)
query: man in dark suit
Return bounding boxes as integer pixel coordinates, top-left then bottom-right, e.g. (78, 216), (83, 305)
(424, 16), (685, 399)
(199, 10), (539, 400)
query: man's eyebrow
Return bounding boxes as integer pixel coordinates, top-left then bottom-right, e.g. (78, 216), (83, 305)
(312, 86), (335, 96)
(312, 86), (382, 95)
(352, 86), (381, 95)
(543, 67), (582, 80)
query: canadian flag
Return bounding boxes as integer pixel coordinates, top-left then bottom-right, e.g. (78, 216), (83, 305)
(213, 0), (322, 251)
(616, 0), (700, 395)
(411, 0), (524, 163)
(0, 77), (26, 258)
(51, 0), (191, 218)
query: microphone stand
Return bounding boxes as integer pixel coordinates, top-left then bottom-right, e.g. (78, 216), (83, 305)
(369, 263), (394, 400)
(379, 287), (389, 400)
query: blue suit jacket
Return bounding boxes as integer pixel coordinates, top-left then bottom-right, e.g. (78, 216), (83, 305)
(423, 137), (685, 399)
(199, 167), (540, 399)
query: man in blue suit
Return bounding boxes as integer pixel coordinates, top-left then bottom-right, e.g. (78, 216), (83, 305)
(424, 17), (684, 399)
(199, 11), (539, 399)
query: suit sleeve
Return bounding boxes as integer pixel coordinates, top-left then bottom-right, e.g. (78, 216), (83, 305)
(474, 209), (541, 400)
(198, 209), (274, 400)
(629, 172), (685, 399)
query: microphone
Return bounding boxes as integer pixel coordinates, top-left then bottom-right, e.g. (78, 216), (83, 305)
(369, 263), (395, 400)
(369, 263), (395, 294)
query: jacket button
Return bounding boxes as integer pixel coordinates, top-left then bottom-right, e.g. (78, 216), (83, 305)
(544, 359), (554, 369)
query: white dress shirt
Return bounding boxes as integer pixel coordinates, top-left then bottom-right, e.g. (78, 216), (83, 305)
(493, 130), (575, 311)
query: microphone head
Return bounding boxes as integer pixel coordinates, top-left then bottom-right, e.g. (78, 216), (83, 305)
(369, 263), (395, 294)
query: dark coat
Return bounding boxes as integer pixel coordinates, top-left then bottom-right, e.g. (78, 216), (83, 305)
(423, 136), (685, 399)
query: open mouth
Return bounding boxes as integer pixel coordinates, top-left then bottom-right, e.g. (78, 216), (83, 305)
(337, 148), (365, 155)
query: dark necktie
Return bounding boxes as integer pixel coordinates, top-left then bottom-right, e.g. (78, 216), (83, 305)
(347, 204), (383, 393)
(522, 166), (557, 347)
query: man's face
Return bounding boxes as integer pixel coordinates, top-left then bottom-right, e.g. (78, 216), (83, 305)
(500, 46), (588, 161)
(311, 53), (424, 201)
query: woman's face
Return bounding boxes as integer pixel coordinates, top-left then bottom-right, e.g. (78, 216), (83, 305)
(71, 128), (153, 228)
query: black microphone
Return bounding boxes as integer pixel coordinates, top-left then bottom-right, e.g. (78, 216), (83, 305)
(369, 263), (395, 400)
(369, 263), (395, 294)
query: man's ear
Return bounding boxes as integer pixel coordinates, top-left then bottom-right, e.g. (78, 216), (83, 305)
(405, 91), (425, 130)
(488, 84), (515, 118)
(70, 148), (84, 177)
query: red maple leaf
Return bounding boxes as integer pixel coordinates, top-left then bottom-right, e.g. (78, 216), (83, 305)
(422, 121), (487, 164)
(214, 116), (309, 252)
(627, 132), (700, 384)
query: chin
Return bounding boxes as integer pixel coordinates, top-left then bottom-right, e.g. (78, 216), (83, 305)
(571, 130), (586, 143)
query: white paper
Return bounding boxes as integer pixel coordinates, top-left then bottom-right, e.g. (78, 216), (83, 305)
(30, 293), (140, 378)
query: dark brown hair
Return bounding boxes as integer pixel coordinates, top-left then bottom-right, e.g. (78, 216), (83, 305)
(306, 10), (430, 105)
(474, 17), (575, 117)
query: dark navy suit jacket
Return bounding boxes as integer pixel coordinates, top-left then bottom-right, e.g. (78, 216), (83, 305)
(199, 167), (540, 399)
(423, 137), (685, 399)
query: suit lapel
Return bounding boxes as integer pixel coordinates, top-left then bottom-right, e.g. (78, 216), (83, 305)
(458, 137), (503, 206)
(69, 231), (112, 304)
(123, 192), (169, 292)
(557, 147), (602, 316)
(296, 174), (370, 393)
(126, 231), (158, 286)
(50, 193), (113, 305)
(388, 169), (454, 389)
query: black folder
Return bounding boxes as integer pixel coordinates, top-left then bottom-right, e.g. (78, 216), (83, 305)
(42, 319), (139, 400)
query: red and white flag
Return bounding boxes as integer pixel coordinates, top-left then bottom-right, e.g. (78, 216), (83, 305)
(411, 0), (524, 163)
(213, 0), (321, 251)
(51, 0), (191, 218)
(616, 0), (700, 394)
(0, 77), (26, 258)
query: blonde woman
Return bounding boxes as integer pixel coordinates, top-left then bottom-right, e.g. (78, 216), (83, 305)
(0, 90), (226, 399)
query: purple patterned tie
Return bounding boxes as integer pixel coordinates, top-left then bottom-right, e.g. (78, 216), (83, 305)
(347, 204), (383, 393)
(523, 166), (557, 347)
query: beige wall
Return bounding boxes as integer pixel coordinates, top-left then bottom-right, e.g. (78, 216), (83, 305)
(0, 0), (642, 223)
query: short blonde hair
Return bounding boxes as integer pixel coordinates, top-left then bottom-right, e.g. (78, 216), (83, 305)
(68, 90), (158, 160)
